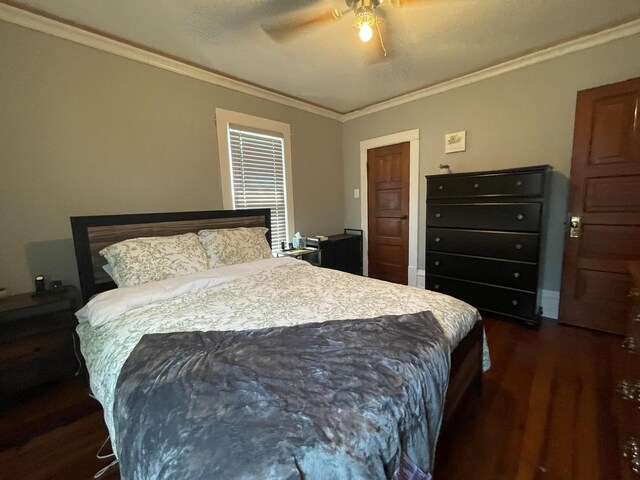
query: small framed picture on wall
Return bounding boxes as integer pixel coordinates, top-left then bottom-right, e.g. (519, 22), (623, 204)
(445, 131), (466, 153)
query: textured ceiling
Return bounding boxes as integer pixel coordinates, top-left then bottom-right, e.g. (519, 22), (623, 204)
(10, 0), (640, 113)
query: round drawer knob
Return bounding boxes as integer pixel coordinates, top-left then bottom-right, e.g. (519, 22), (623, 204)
(517, 214), (525, 220)
(435, 213), (442, 218)
(435, 237), (441, 242)
(434, 284), (440, 290)
(434, 261), (441, 266)
(473, 183), (479, 189)
(438, 185), (444, 190)
(512, 299), (519, 306)
(513, 272), (521, 278)
(516, 180), (522, 186)
(515, 243), (523, 250)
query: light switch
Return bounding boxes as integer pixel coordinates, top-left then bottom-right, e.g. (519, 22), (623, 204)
(354, 189), (360, 199)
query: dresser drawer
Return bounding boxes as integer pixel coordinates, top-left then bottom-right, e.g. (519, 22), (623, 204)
(426, 253), (538, 291)
(428, 171), (545, 199)
(427, 228), (540, 262)
(426, 275), (537, 320)
(427, 203), (542, 232)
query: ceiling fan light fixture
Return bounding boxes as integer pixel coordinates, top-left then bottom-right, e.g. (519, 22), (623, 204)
(354, 6), (375, 43)
(359, 23), (373, 42)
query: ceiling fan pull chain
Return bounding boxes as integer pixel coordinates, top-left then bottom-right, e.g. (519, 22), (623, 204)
(376, 20), (387, 57)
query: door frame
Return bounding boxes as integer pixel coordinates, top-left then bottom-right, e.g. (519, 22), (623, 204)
(359, 129), (420, 286)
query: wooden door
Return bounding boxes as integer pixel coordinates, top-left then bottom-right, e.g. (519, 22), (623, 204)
(367, 142), (410, 284)
(559, 77), (640, 334)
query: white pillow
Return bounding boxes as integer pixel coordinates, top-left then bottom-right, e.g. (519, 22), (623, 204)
(198, 227), (272, 268)
(102, 264), (115, 281)
(100, 233), (210, 288)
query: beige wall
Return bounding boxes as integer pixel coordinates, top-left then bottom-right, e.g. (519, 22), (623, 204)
(343, 33), (640, 294)
(3, 18), (640, 298)
(0, 21), (344, 294)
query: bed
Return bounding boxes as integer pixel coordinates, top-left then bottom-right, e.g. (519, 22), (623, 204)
(70, 208), (488, 480)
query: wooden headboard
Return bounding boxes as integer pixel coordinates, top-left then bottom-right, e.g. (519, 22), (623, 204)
(70, 209), (271, 304)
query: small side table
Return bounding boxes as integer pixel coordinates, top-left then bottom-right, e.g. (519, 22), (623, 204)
(0, 287), (82, 404)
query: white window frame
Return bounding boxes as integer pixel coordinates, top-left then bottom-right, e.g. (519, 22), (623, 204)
(215, 108), (295, 245)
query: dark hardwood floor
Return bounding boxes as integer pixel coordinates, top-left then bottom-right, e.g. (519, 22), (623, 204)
(0, 317), (622, 479)
(435, 317), (621, 480)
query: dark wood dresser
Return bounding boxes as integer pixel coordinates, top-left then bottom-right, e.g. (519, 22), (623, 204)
(0, 288), (82, 404)
(617, 262), (640, 478)
(425, 165), (552, 326)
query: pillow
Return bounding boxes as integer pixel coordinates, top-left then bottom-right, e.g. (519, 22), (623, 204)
(198, 227), (272, 267)
(99, 233), (210, 288)
(102, 264), (115, 281)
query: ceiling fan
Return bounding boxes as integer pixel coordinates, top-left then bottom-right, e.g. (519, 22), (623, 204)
(262, 0), (427, 55)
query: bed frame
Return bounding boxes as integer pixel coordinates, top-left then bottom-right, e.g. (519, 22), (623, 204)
(70, 208), (481, 433)
(70, 208), (271, 304)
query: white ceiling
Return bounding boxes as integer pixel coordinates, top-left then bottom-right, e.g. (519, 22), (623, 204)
(10, 0), (640, 114)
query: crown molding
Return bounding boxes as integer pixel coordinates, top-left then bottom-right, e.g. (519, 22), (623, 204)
(2, 2), (639, 124)
(341, 18), (640, 122)
(0, 3), (342, 122)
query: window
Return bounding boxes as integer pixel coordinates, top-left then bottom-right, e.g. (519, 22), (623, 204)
(216, 109), (295, 249)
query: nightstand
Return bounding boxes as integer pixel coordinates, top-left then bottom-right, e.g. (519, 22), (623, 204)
(0, 288), (82, 405)
(306, 230), (363, 275)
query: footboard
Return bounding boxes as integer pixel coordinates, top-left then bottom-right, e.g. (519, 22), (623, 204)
(442, 320), (483, 427)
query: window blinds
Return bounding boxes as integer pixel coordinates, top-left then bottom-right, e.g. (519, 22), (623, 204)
(228, 127), (289, 248)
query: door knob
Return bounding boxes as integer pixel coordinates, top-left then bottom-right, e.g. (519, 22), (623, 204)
(569, 215), (582, 238)
(400, 214), (408, 220)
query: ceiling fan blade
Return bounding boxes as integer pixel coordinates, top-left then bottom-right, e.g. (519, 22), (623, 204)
(262, 8), (349, 41)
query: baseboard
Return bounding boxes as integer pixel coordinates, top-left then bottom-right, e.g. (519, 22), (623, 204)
(539, 289), (560, 320)
(416, 270), (560, 320)
(408, 265), (419, 287)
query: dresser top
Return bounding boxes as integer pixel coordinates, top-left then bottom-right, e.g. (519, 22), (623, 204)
(426, 164), (552, 180)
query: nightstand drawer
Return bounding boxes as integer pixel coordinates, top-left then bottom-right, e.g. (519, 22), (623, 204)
(0, 310), (76, 344)
(427, 203), (542, 232)
(427, 228), (540, 262)
(426, 275), (537, 320)
(426, 253), (538, 291)
(428, 172), (545, 199)
(0, 327), (75, 362)
(0, 329), (78, 394)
